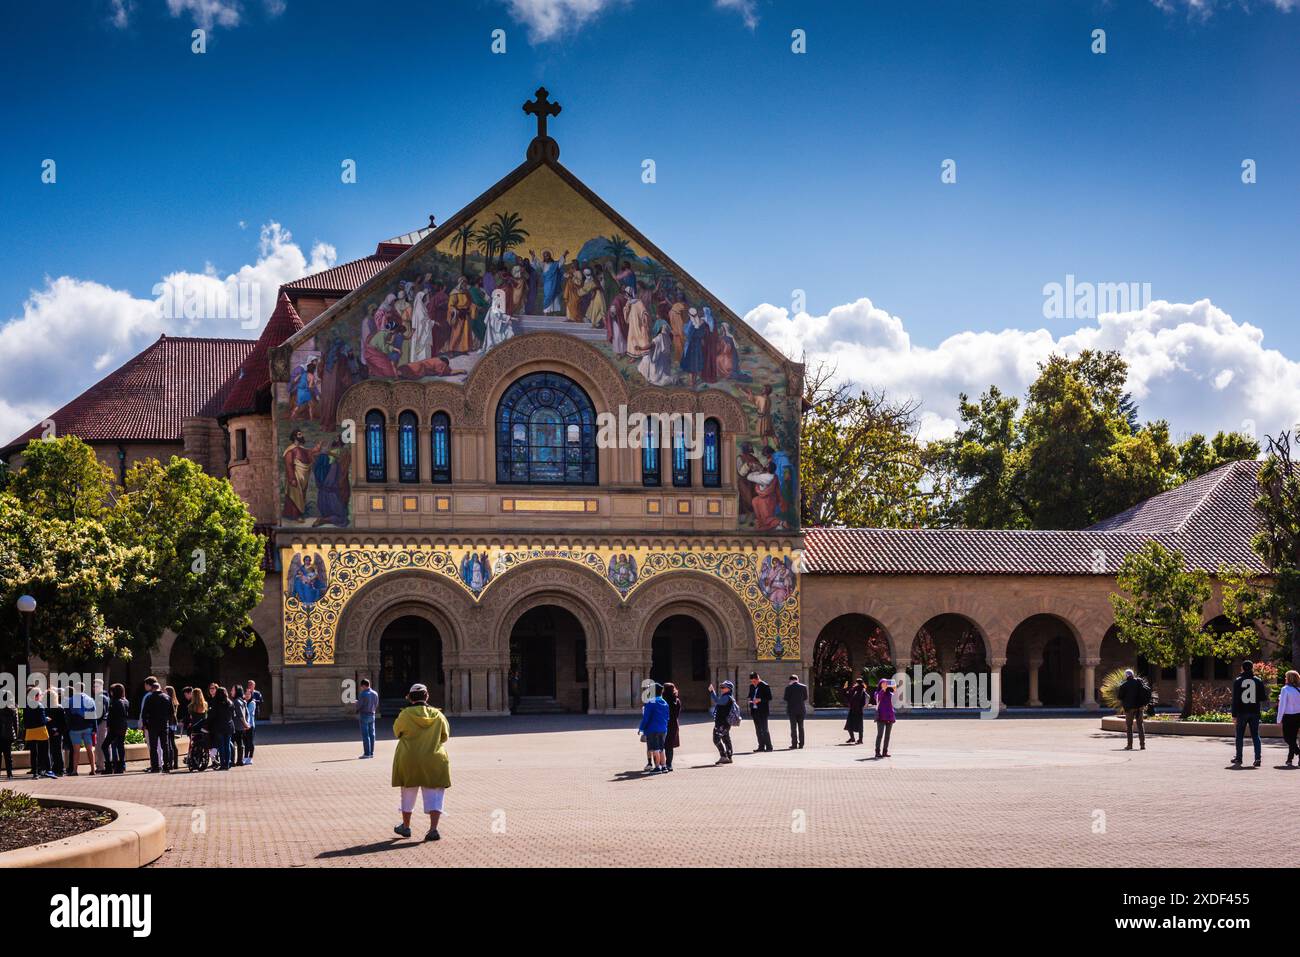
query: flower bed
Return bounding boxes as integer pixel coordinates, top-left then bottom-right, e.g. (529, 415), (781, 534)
(0, 790), (112, 854)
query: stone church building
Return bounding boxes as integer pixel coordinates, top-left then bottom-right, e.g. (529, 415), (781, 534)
(3, 92), (1277, 720)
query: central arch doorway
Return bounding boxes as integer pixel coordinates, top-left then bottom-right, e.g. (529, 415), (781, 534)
(649, 614), (711, 711)
(509, 605), (588, 713)
(379, 616), (444, 709)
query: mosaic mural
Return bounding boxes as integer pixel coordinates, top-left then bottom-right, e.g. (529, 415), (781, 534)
(281, 542), (801, 666)
(275, 164), (800, 531)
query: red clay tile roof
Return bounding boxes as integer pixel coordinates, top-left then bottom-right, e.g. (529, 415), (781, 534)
(282, 227), (431, 296)
(2, 335), (255, 455)
(219, 293), (303, 418)
(804, 461), (1269, 576)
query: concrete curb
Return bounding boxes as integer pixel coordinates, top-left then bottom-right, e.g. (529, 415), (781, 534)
(9, 737), (189, 771)
(0, 796), (167, 869)
(1100, 716), (1281, 738)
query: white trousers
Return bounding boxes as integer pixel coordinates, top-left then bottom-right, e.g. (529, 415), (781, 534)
(399, 786), (446, 814)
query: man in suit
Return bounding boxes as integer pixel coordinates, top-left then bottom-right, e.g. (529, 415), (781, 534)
(784, 674), (808, 749)
(1231, 660), (1267, 768)
(747, 672), (773, 752)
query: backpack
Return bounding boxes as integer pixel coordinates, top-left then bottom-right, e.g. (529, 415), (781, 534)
(727, 699), (743, 727)
(1137, 680), (1152, 708)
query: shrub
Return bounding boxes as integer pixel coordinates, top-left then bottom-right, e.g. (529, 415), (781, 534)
(124, 728), (145, 745)
(1176, 684), (1233, 716)
(0, 789), (40, 821)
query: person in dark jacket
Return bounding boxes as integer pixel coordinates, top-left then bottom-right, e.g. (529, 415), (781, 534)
(637, 685), (670, 773)
(45, 689), (68, 776)
(1, 700), (17, 779)
(843, 678), (867, 744)
(1231, 661), (1266, 768)
(1116, 669), (1150, 751)
(784, 674), (808, 749)
(103, 684), (129, 774)
(22, 687), (55, 779)
(140, 678), (173, 773)
(662, 682), (682, 772)
(747, 672), (773, 753)
(709, 681), (737, 764)
(207, 686), (236, 771)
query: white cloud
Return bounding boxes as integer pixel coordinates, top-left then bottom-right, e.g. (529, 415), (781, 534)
(501, 0), (756, 42)
(0, 223), (334, 444)
(110, 0), (285, 30)
(1152, 0), (1296, 16)
(751, 297), (1300, 446)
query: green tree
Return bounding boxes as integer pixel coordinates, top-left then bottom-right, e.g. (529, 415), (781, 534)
(7, 436), (117, 521)
(487, 211), (529, 268)
(603, 234), (634, 270)
(1172, 430), (1261, 484)
(0, 493), (147, 665)
(799, 363), (941, 527)
(108, 456), (265, 659)
(1245, 433), (1300, 666)
(1110, 541), (1256, 718)
(930, 386), (1025, 528)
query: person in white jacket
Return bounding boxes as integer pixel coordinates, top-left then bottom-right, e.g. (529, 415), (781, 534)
(1277, 670), (1300, 767)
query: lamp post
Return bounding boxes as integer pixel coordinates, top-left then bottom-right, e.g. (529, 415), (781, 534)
(17, 595), (36, 706)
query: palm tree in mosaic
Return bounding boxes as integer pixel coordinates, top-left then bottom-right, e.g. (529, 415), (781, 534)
(603, 233), (633, 271)
(450, 218), (477, 277)
(489, 211), (529, 268)
(474, 223), (498, 275)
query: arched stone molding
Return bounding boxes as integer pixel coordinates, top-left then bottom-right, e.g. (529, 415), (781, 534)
(463, 333), (631, 425)
(336, 378), (469, 433)
(1003, 593), (1108, 659)
(800, 593), (905, 665)
(627, 386), (748, 436)
(899, 604), (998, 662)
(626, 570), (754, 667)
(335, 569), (474, 667)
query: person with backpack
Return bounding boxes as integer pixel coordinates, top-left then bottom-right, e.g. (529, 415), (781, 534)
(708, 680), (739, 765)
(63, 682), (97, 775)
(1116, 669), (1151, 751)
(637, 684), (670, 774)
(1231, 660), (1267, 768)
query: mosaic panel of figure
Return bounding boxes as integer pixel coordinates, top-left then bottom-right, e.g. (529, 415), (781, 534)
(275, 164), (799, 531)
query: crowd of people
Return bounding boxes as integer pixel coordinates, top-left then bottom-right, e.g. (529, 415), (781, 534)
(1, 676), (263, 779)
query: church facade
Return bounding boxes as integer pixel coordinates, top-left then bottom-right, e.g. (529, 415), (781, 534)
(4, 92), (1276, 721)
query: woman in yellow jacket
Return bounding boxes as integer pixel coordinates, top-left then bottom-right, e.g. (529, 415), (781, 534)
(391, 683), (451, 842)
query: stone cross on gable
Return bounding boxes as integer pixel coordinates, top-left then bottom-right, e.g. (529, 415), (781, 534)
(523, 87), (562, 161)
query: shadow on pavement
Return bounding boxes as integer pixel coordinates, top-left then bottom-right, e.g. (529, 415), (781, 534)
(316, 839), (422, 859)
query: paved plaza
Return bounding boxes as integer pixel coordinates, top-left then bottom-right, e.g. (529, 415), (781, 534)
(9, 715), (1297, 868)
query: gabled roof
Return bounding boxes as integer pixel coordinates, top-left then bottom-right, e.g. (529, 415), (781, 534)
(281, 228), (433, 297)
(1, 335), (255, 456)
(219, 293), (303, 418)
(804, 460), (1269, 577)
(279, 153), (800, 379)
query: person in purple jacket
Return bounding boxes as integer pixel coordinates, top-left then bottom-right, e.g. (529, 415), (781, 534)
(872, 678), (897, 759)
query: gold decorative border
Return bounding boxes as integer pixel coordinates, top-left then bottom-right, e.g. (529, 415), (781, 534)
(281, 542), (799, 666)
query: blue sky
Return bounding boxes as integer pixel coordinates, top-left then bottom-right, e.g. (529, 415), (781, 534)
(1, 0), (1298, 442)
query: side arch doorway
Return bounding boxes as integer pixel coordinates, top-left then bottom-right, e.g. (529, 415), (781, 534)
(379, 616), (445, 710)
(509, 605), (588, 713)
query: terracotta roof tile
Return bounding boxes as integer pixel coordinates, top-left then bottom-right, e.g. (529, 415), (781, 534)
(2, 335), (255, 455)
(219, 293), (303, 418)
(805, 462), (1270, 576)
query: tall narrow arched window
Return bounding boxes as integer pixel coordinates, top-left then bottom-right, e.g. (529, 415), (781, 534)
(430, 411), (451, 484)
(671, 416), (691, 487)
(365, 410), (387, 483)
(496, 372), (598, 485)
(702, 418), (721, 487)
(641, 415), (661, 487)
(397, 411), (418, 483)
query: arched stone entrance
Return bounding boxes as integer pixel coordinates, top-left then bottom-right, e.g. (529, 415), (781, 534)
(910, 614), (991, 708)
(1004, 615), (1081, 707)
(649, 614), (711, 711)
(378, 615), (445, 708)
(509, 605), (587, 713)
(811, 613), (894, 708)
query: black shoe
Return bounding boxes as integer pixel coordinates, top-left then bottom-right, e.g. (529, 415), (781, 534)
(425, 829), (440, 842)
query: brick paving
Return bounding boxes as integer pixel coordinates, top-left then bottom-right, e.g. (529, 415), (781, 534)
(7, 715), (1296, 867)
